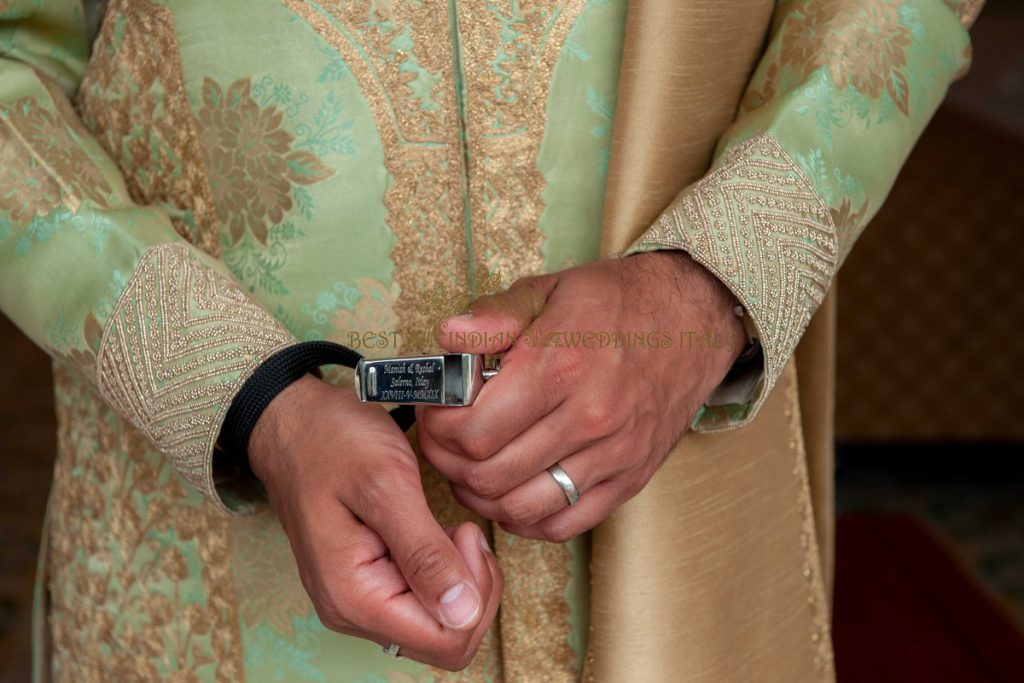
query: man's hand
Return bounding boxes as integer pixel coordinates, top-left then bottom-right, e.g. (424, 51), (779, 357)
(417, 252), (746, 542)
(249, 375), (502, 671)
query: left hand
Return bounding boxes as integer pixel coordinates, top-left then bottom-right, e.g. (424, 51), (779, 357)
(417, 252), (747, 542)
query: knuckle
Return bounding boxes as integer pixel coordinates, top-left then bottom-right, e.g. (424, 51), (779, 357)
(312, 601), (347, 633)
(548, 348), (584, 389)
(403, 543), (454, 591)
(352, 459), (413, 510)
(436, 640), (473, 671)
(464, 465), (501, 499)
(497, 495), (537, 527)
(452, 651), (475, 671)
(580, 399), (617, 434)
(625, 472), (649, 499)
(543, 518), (580, 544)
(455, 426), (494, 461)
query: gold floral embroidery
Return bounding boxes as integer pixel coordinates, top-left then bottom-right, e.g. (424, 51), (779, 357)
(0, 122), (63, 222)
(493, 527), (576, 683)
(790, 0), (912, 112)
(51, 311), (104, 378)
(95, 243), (294, 509)
(48, 365), (243, 682)
(282, 0), (468, 354)
(458, 0), (588, 283)
(0, 91), (113, 220)
(944, 0), (985, 28)
(196, 77), (335, 245)
(634, 133), (838, 417)
(75, 0), (221, 255)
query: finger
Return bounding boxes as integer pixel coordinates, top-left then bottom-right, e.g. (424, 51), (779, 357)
(296, 503), (457, 660)
(451, 522), (503, 668)
(451, 445), (624, 527)
(438, 403), (605, 499)
(437, 275), (557, 354)
(365, 522), (500, 671)
(419, 348), (565, 461)
(500, 478), (630, 543)
(451, 523), (494, 600)
(350, 469), (485, 632)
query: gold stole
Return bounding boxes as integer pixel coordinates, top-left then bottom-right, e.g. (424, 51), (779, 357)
(586, 1), (836, 680)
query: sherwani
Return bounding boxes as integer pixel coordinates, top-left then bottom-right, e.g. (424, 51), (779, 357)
(0, 0), (980, 681)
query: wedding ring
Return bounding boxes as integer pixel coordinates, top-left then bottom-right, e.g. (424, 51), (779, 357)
(547, 463), (580, 506)
(383, 642), (401, 658)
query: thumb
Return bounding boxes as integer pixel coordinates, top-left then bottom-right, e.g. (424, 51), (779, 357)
(358, 480), (485, 631)
(437, 274), (557, 354)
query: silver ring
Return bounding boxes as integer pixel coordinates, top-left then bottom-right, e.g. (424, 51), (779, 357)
(547, 463), (580, 505)
(383, 642), (401, 658)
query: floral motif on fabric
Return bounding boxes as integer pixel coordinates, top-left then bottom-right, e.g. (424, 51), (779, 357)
(0, 92), (113, 221)
(75, 0), (222, 255)
(745, 0), (915, 116)
(197, 77), (335, 246)
(787, 0), (913, 113)
(47, 365), (243, 682)
(229, 511), (314, 636)
(331, 278), (402, 358)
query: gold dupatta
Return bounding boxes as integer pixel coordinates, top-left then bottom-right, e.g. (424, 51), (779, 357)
(586, 1), (836, 680)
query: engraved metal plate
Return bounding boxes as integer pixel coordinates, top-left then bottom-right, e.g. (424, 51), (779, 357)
(355, 353), (496, 406)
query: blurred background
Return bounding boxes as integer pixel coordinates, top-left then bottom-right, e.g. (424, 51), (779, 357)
(2, 2), (1022, 681)
(828, 1), (1024, 679)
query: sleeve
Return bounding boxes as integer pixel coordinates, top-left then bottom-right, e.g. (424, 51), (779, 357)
(0, 0), (297, 512)
(623, 0), (983, 431)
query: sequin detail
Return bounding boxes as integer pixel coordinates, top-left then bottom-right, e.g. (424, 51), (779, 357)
(95, 243), (294, 509)
(782, 363), (835, 680)
(493, 527), (576, 683)
(634, 133), (838, 421)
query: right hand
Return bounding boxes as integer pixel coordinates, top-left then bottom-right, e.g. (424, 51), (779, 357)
(248, 374), (502, 671)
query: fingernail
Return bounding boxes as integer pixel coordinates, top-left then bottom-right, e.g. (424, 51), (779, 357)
(439, 582), (480, 629)
(478, 528), (491, 554)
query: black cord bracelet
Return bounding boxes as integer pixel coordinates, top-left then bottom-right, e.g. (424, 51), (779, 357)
(219, 341), (416, 467)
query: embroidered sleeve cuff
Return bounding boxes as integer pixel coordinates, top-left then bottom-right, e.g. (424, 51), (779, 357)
(95, 243), (296, 513)
(624, 134), (838, 431)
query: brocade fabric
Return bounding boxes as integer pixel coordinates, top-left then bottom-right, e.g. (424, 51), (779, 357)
(0, 0), (977, 681)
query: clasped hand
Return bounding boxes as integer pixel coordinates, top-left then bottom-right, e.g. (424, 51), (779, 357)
(248, 251), (743, 670)
(418, 251), (745, 541)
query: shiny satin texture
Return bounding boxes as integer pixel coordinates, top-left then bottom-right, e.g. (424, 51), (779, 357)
(589, 1), (836, 680)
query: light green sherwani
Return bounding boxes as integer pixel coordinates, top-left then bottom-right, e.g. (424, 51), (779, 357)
(0, 0), (978, 680)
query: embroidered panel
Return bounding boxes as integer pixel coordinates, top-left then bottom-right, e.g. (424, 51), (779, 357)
(282, 0), (469, 352)
(635, 134), (838, 413)
(48, 364), (243, 682)
(95, 243), (294, 508)
(457, 0), (588, 283)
